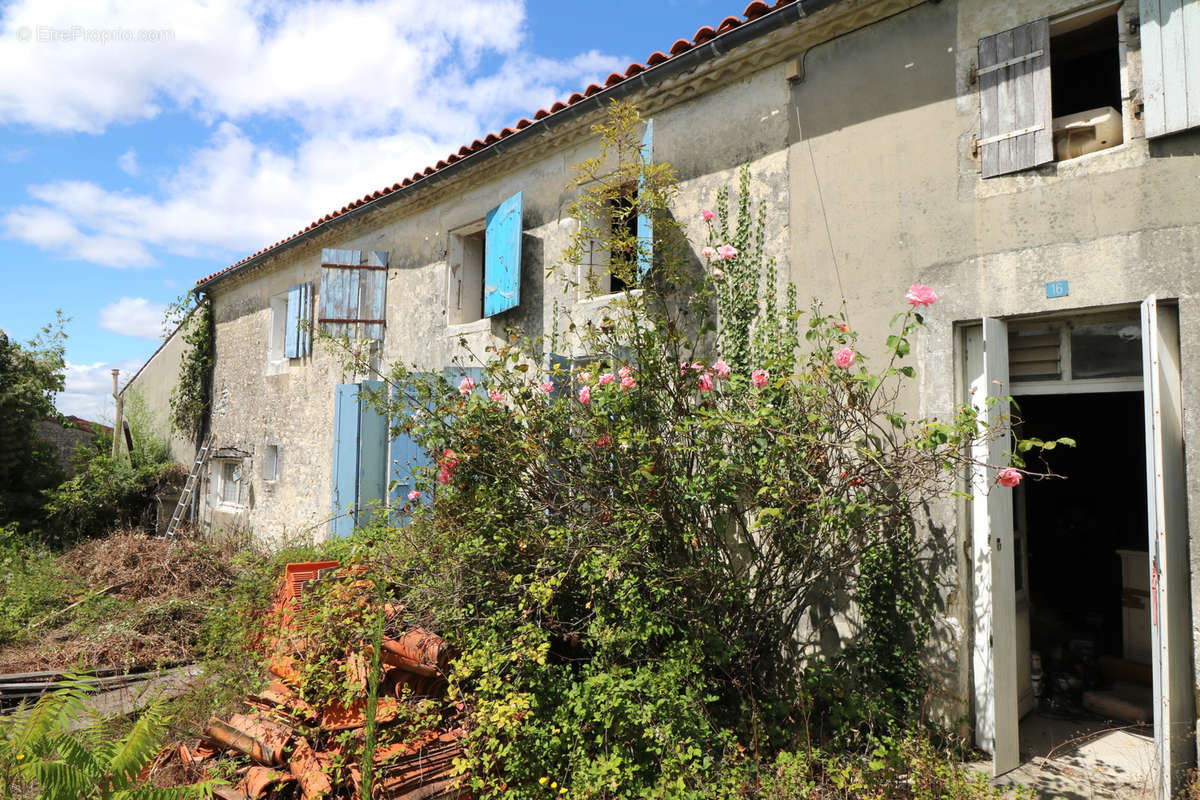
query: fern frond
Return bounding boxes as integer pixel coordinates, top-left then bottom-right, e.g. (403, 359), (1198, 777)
(107, 698), (168, 790)
(44, 731), (102, 779)
(34, 759), (91, 800)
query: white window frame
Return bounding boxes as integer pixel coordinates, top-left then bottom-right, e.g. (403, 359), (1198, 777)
(1007, 309), (1143, 396)
(576, 182), (643, 303)
(215, 459), (246, 509)
(267, 290), (290, 375)
(447, 220), (487, 327)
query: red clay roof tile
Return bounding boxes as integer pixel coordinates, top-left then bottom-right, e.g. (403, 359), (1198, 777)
(195, 1), (792, 287)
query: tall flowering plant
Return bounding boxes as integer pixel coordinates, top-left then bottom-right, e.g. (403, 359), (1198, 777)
(344, 102), (1060, 800)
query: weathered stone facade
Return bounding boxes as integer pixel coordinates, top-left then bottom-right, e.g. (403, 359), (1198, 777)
(186, 0), (1200, 790)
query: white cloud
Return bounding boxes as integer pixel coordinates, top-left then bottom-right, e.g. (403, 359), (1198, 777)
(55, 358), (143, 421)
(117, 147), (138, 176)
(99, 296), (167, 340)
(0, 0), (628, 268)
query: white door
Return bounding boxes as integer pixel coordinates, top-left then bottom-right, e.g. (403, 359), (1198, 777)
(965, 319), (1021, 776)
(1140, 296), (1194, 799)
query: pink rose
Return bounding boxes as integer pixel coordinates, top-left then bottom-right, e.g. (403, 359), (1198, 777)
(578, 385), (591, 405)
(834, 348), (855, 369)
(701, 209), (715, 221)
(712, 267), (724, 280)
(698, 372), (714, 392)
(442, 449), (459, 469)
(997, 467), (1022, 488)
(539, 381), (555, 394)
(691, 361), (705, 372)
(436, 467), (451, 485)
(679, 361), (690, 374)
(618, 365), (634, 379)
(906, 283), (938, 307)
(595, 435), (612, 447)
(599, 373), (616, 385)
(717, 244), (738, 260)
(407, 490), (421, 501)
(620, 375), (636, 390)
(751, 369), (769, 388)
(712, 360), (731, 379)
(577, 371), (591, 384)
(701, 246), (717, 261)
(458, 377), (475, 395)
(488, 389), (504, 403)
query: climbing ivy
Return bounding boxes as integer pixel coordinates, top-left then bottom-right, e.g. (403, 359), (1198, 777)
(167, 294), (214, 441)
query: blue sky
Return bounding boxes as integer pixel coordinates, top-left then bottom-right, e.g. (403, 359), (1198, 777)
(0, 0), (726, 419)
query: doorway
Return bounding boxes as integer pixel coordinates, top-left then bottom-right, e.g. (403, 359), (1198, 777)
(964, 299), (1193, 799)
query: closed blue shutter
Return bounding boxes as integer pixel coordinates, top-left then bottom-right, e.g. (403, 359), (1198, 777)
(319, 250), (387, 340)
(364, 252), (389, 341)
(388, 383), (431, 525)
(483, 192), (522, 317)
(330, 383), (361, 537)
(298, 282), (312, 356)
(636, 119), (653, 279)
(356, 380), (388, 523)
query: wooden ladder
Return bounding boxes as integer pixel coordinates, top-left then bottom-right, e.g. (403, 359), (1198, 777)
(166, 433), (214, 538)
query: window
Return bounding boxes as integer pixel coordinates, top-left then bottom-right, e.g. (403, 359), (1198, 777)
(267, 282), (312, 371)
(261, 444), (279, 482)
(583, 189), (638, 298)
(1007, 312), (1141, 390)
(447, 192), (523, 325)
(218, 460), (246, 507)
(977, 5), (1123, 178)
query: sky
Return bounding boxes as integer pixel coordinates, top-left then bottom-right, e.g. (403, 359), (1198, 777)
(0, 0), (727, 421)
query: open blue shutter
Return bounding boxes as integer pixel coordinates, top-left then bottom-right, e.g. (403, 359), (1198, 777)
(285, 284), (302, 358)
(483, 192), (522, 317)
(1141, 0), (1200, 138)
(356, 380), (388, 523)
(636, 119), (653, 279)
(330, 383), (361, 537)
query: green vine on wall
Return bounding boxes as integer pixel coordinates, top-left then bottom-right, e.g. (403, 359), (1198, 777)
(167, 294), (214, 441)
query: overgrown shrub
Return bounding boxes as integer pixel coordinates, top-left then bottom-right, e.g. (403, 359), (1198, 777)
(321, 102), (1055, 799)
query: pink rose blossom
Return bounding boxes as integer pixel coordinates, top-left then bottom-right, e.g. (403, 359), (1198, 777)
(488, 389), (504, 403)
(691, 361), (706, 372)
(595, 435), (612, 447)
(701, 209), (715, 221)
(407, 490), (422, 501)
(578, 385), (591, 405)
(712, 267), (724, 280)
(712, 360), (731, 379)
(458, 377), (475, 395)
(717, 244), (738, 260)
(599, 373), (616, 385)
(679, 361), (691, 374)
(436, 468), (451, 485)
(834, 348), (856, 369)
(996, 467), (1022, 488)
(618, 365), (634, 379)
(620, 375), (636, 390)
(701, 246), (717, 261)
(539, 381), (555, 394)
(751, 369), (769, 389)
(442, 449), (459, 469)
(906, 283), (938, 307)
(698, 372), (714, 392)
(577, 371), (591, 384)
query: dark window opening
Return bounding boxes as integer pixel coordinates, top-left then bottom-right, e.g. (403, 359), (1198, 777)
(1051, 15), (1121, 119)
(609, 189), (638, 294)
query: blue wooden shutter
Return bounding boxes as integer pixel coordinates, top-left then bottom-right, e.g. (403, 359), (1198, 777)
(636, 119), (653, 279)
(483, 192), (522, 317)
(356, 380), (388, 524)
(330, 383), (361, 537)
(319, 250), (387, 339)
(285, 283), (311, 358)
(388, 383), (431, 525)
(1141, 0), (1200, 138)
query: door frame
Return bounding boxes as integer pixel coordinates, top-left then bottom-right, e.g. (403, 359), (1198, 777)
(962, 300), (1193, 794)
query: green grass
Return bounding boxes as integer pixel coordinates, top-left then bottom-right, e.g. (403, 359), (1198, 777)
(0, 541), (81, 646)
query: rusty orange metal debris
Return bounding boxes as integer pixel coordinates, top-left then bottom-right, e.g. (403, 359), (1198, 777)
(175, 560), (468, 800)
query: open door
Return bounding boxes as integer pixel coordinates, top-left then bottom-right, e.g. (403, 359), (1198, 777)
(1141, 296), (1194, 799)
(966, 319), (1021, 776)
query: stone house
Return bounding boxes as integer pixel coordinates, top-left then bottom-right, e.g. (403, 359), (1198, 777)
(179, 0), (1200, 795)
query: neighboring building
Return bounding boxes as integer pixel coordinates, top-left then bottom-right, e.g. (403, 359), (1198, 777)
(187, 0), (1200, 796)
(120, 317), (198, 466)
(36, 416), (111, 475)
